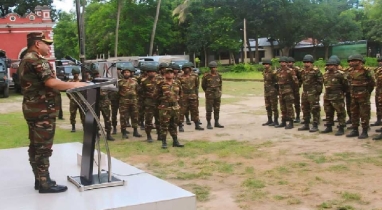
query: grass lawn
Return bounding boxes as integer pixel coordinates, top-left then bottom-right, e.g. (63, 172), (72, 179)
(220, 71), (263, 80)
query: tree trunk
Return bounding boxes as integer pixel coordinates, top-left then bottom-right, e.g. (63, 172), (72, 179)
(248, 38), (253, 63)
(324, 45), (329, 60)
(204, 45), (208, 67)
(270, 40), (275, 58)
(282, 47), (290, 56)
(114, 0), (122, 57)
(255, 36), (259, 63)
(149, 0), (162, 56)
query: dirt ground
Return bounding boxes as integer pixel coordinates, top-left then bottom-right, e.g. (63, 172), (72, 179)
(3, 85), (382, 210)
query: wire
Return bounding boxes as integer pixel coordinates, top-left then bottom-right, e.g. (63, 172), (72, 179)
(101, 169), (146, 177)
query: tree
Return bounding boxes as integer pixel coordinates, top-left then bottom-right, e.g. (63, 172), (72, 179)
(13, 0), (58, 20)
(53, 12), (79, 59)
(149, 0), (162, 56)
(114, 0), (123, 57)
(0, 0), (20, 17)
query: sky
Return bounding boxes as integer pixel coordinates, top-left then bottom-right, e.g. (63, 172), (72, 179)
(53, 0), (75, 13)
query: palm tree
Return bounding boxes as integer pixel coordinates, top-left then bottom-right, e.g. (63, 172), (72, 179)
(149, 0), (162, 56)
(114, 0), (122, 57)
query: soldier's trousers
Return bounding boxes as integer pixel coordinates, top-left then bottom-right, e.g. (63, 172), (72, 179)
(69, 100), (84, 125)
(264, 95), (279, 117)
(351, 95), (371, 129)
(100, 105), (112, 133)
(120, 102), (138, 129)
(145, 104), (159, 133)
(376, 89), (382, 119)
(159, 109), (179, 139)
(206, 97), (221, 121)
(27, 118), (55, 187)
(279, 93), (294, 121)
(345, 92), (352, 119)
(110, 99), (119, 127)
(57, 94), (63, 119)
(301, 92), (321, 124)
(138, 97), (145, 124)
(294, 89), (301, 115)
(324, 99), (346, 126)
(180, 97), (199, 123)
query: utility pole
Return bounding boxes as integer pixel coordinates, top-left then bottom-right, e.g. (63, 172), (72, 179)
(75, 0), (86, 81)
(243, 18), (247, 63)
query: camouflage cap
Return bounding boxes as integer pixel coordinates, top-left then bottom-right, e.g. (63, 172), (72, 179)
(71, 67), (80, 74)
(182, 63), (192, 69)
(159, 62), (168, 69)
(262, 59), (272, 65)
(279, 56), (288, 62)
(326, 58), (338, 66)
(350, 54), (363, 61)
(186, 62), (195, 68)
(172, 64), (181, 70)
(165, 67), (175, 73)
(27, 32), (53, 45)
(329, 55), (341, 65)
(145, 64), (158, 72)
(208, 61), (218, 68)
(288, 57), (295, 62)
(303, 54), (314, 62)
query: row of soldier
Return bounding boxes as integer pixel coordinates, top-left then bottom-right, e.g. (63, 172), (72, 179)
(66, 61), (224, 149)
(262, 54), (382, 140)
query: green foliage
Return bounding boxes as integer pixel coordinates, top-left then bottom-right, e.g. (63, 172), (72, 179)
(231, 63), (257, 73)
(365, 57), (378, 67)
(314, 58), (327, 69)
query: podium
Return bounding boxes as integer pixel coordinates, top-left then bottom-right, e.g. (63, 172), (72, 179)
(66, 78), (124, 191)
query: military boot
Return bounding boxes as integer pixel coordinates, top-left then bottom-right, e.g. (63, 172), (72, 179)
(358, 128), (368, 139)
(207, 120), (213, 129)
(298, 122), (309, 131)
(309, 123), (319, 132)
(35, 174), (56, 190)
(195, 122), (204, 130)
(121, 129), (128, 139)
(335, 125), (345, 136)
(285, 120), (294, 129)
(376, 127), (382, 132)
(71, 124), (76, 133)
(371, 117), (382, 126)
(133, 128), (142, 137)
(346, 128), (359, 138)
(107, 131), (115, 141)
(161, 138), (167, 149)
(112, 126), (117, 135)
(157, 133), (162, 141)
(140, 122), (145, 130)
(146, 132), (153, 143)
(262, 116), (273, 126)
(179, 125), (184, 132)
(38, 175), (67, 193)
(275, 120), (286, 128)
(373, 132), (382, 140)
(214, 119), (224, 128)
(294, 113), (301, 123)
(126, 119), (131, 127)
(346, 118), (352, 124)
(320, 125), (332, 133)
(185, 115), (192, 125)
(198, 119), (202, 125)
(172, 136), (184, 148)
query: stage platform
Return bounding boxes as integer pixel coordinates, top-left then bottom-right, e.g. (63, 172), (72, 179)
(0, 142), (196, 210)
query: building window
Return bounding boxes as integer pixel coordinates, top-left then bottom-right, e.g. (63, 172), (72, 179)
(29, 15), (35, 21)
(9, 16), (16, 21)
(43, 12), (49, 18)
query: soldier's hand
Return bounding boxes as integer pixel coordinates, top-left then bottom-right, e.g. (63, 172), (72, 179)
(71, 82), (88, 88)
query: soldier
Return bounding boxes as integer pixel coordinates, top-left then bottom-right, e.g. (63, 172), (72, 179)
(18, 32), (86, 193)
(371, 57), (382, 127)
(287, 57), (302, 123)
(68, 67), (84, 132)
(261, 59), (279, 126)
(156, 68), (184, 149)
(179, 63), (204, 131)
(202, 61), (224, 129)
(137, 67), (148, 130)
(141, 64), (159, 142)
(109, 68), (121, 135)
(92, 69), (115, 141)
(298, 54), (323, 132)
(275, 56), (298, 129)
(186, 62), (202, 125)
(343, 55), (354, 125)
(118, 66), (142, 139)
(321, 58), (348, 136)
(346, 54), (375, 139)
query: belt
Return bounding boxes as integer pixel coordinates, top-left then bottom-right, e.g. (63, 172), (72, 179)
(161, 102), (178, 106)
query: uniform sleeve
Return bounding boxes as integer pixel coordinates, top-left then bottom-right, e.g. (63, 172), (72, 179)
(201, 75), (207, 92)
(219, 74), (223, 91)
(33, 59), (55, 83)
(368, 71), (375, 93)
(317, 71), (324, 94)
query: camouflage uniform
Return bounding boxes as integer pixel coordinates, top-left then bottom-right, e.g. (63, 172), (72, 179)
(262, 59), (279, 126)
(288, 57), (302, 123)
(100, 89), (112, 134)
(68, 71), (84, 131)
(321, 59), (348, 135)
(108, 90), (120, 132)
(346, 55), (375, 139)
(202, 61), (224, 129)
(372, 65), (382, 126)
(137, 71), (147, 130)
(343, 66), (353, 123)
(156, 69), (184, 149)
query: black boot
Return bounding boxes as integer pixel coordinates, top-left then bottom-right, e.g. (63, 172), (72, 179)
(376, 127), (382, 132)
(346, 119), (352, 124)
(35, 175), (56, 190)
(207, 120), (213, 129)
(107, 131), (115, 141)
(71, 124), (76, 133)
(346, 128), (359, 137)
(275, 120), (286, 128)
(215, 119), (224, 128)
(122, 129), (128, 139)
(371, 117), (382, 126)
(38, 176), (67, 193)
(198, 120), (202, 125)
(309, 123), (318, 132)
(335, 125), (345, 136)
(172, 136), (184, 147)
(294, 113), (300, 123)
(140, 121), (145, 130)
(262, 116), (273, 126)
(373, 132), (382, 140)
(358, 128), (368, 139)
(185, 115), (192, 125)
(146, 132), (153, 143)
(157, 133), (162, 141)
(126, 120), (131, 127)
(321, 125), (332, 133)
(112, 126), (117, 135)
(285, 120), (294, 129)
(268, 115), (279, 126)
(195, 122), (204, 130)
(179, 125), (184, 132)
(161, 138), (167, 149)
(133, 128), (142, 137)
(298, 123), (310, 131)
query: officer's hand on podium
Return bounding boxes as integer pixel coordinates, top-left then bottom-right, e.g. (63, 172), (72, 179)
(71, 82), (88, 88)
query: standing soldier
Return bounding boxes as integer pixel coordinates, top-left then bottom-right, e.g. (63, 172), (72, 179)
(287, 57), (302, 123)
(346, 55), (375, 139)
(321, 59), (348, 136)
(179, 63), (204, 131)
(298, 54), (323, 132)
(261, 59), (279, 126)
(371, 57), (382, 127)
(118, 66), (142, 139)
(137, 67), (148, 130)
(343, 55), (354, 125)
(141, 65), (159, 142)
(275, 56), (298, 129)
(156, 68), (184, 149)
(109, 67), (122, 135)
(92, 69), (115, 141)
(171, 64), (185, 132)
(202, 61), (224, 129)
(68, 67), (84, 132)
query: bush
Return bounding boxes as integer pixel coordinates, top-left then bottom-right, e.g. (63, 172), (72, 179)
(365, 57), (378, 67)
